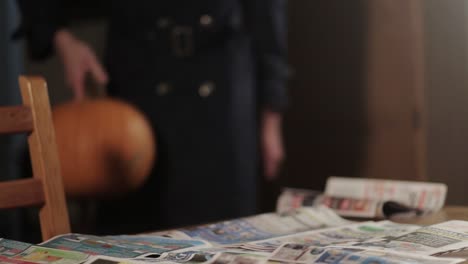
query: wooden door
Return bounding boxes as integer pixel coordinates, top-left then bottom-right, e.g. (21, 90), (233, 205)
(363, 0), (427, 181)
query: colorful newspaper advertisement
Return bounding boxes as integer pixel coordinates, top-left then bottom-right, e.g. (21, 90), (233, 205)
(10, 247), (88, 264)
(0, 256), (38, 264)
(269, 243), (465, 264)
(40, 234), (208, 258)
(0, 239), (87, 264)
(325, 176), (447, 212)
(0, 239), (33, 257)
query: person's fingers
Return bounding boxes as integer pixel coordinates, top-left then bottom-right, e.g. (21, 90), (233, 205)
(72, 83), (86, 101)
(263, 150), (282, 181)
(264, 158), (276, 181)
(262, 138), (284, 181)
(68, 68), (86, 101)
(88, 54), (109, 86)
(54, 31), (102, 100)
(261, 110), (284, 181)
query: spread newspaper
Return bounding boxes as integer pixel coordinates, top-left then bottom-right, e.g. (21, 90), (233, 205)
(325, 177), (447, 213)
(1, 206), (468, 264)
(277, 177), (448, 219)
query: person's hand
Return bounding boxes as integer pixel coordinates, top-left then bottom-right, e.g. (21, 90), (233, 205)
(54, 29), (108, 100)
(261, 109), (285, 181)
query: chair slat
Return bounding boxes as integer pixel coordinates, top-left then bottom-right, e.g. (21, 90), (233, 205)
(19, 76), (71, 240)
(0, 106), (33, 134)
(0, 178), (45, 209)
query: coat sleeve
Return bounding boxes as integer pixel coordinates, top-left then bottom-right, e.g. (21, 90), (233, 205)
(16, 0), (65, 60)
(241, 0), (289, 112)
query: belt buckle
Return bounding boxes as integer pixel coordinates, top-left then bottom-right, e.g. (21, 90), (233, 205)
(171, 26), (193, 57)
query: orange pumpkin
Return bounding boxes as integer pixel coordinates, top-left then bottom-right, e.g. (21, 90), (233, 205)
(52, 98), (156, 197)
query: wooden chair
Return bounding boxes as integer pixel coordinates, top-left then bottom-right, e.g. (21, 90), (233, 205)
(0, 76), (70, 241)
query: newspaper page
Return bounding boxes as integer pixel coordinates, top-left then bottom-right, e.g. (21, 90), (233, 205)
(0, 255), (38, 264)
(0, 239), (88, 264)
(207, 252), (267, 264)
(134, 250), (219, 264)
(243, 220), (420, 253)
(269, 243), (465, 264)
(277, 188), (426, 219)
(345, 220), (468, 256)
(4, 211), (468, 264)
(325, 176), (447, 212)
(150, 206), (351, 246)
(39, 234), (208, 258)
(0, 239), (34, 257)
(9, 246), (88, 264)
(105, 235), (210, 254)
(138, 248), (270, 264)
(82, 256), (142, 264)
(276, 188), (321, 215)
(82, 251), (266, 264)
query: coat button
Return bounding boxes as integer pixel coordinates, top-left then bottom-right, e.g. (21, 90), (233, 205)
(155, 82), (172, 96)
(198, 82), (215, 98)
(200, 14), (214, 27)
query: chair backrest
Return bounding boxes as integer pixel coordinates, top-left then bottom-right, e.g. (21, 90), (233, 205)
(0, 76), (70, 241)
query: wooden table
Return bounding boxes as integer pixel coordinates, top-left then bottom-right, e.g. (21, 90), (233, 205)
(391, 206), (468, 225)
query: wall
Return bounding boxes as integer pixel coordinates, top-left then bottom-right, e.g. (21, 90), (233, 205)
(280, 0), (368, 194)
(425, 0), (468, 205)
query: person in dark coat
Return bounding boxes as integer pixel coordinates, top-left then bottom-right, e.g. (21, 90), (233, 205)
(17, 0), (289, 234)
